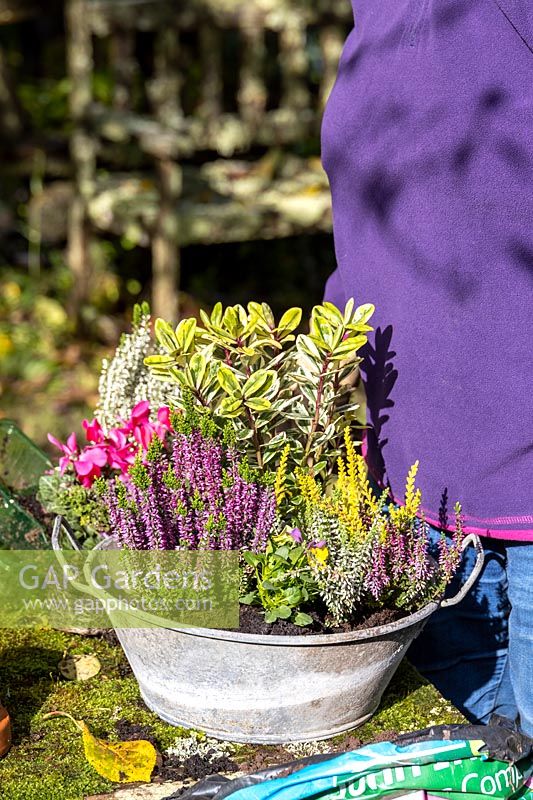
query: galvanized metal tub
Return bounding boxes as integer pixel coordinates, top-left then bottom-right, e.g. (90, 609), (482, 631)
(112, 600), (438, 743)
(52, 519), (483, 743)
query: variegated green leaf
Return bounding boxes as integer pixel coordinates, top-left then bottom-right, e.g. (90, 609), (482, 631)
(245, 396), (272, 412)
(219, 396), (243, 417)
(154, 318), (179, 352)
(188, 352), (208, 390)
(343, 297), (355, 321)
(168, 368), (187, 386)
(320, 301), (344, 323)
(217, 365), (242, 396)
(351, 302), (375, 326)
(261, 303), (275, 328)
(278, 307), (302, 334)
(222, 305), (239, 337)
(176, 318), (197, 353)
(211, 301), (223, 326)
(331, 335), (367, 360)
(253, 337), (283, 351)
(310, 312), (333, 346)
(242, 369), (276, 399)
(237, 304), (248, 329)
(144, 354), (177, 368)
(296, 334), (323, 361)
(247, 301), (263, 321)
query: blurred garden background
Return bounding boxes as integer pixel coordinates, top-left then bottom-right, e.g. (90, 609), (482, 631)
(0, 0), (352, 451)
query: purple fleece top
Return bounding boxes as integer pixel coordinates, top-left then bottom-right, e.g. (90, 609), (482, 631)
(321, 0), (533, 541)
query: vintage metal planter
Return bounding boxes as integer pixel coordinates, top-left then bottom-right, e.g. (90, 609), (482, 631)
(113, 601), (439, 743)
(52, 519), (483, 743)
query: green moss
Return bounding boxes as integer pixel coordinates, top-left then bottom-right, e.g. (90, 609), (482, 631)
(0, 629), (464, 800)
(0, 627), (188, 800)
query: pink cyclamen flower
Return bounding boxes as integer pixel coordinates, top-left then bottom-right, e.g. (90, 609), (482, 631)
(120, 401), (154, 449)
(48, 403), (174, 488)
(157, 405), (171, 430)
(152, 406), (172, 442)
(121, 403), (172, 450)
(47, 432), (78, 474)
(82, 418), (105, 444)
(73, 446), (108, 487)
(124, 400), (151, 432)
(106, 428), (136, 472)
(131, 400), (151, 421)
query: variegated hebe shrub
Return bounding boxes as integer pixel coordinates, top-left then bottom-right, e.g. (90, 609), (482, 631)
(145, 299), (374, 478)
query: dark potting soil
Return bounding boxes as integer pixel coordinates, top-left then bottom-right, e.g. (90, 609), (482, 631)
(116, 720), (239, 783)
(238, 746), (293, 775)
(159, 752), (239, 782)
(156, 731), (402, 796)
(102, 605), (403, 641)
(115, 720), (158, 747)
(235, 604), (403, 636)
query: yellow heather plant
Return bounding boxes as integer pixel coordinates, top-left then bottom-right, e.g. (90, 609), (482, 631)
(388, 461), (422, 529)
(297, 428), (381, 543)
(274, 443), (291, 507)
(293, 429), (465, 624)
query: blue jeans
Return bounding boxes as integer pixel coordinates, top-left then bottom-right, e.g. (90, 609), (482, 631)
(407, 533), (533, 736)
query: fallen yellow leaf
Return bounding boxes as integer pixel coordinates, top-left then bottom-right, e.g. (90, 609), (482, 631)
(80, 721), (157, 783)
(43, 712), (157, 784)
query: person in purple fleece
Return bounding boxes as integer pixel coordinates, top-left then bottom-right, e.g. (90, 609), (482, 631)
(320, 0), (533, 733)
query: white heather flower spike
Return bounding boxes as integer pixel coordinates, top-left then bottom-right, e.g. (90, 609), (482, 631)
(95, 310), (177, 432)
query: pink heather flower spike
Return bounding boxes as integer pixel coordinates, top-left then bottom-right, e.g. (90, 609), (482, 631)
(102, 425), (276, 551)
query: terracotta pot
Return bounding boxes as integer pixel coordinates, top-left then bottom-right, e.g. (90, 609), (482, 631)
(0, 704), (12, 758)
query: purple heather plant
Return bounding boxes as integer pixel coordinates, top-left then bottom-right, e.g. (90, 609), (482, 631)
(362, 515), (451, 609)
(96, 410), (276, 551)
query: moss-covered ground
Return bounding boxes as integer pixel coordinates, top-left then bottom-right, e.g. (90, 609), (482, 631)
(0, 627), (464, 800)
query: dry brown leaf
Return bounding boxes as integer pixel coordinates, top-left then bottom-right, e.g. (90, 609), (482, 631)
(59, 654), (101, 681)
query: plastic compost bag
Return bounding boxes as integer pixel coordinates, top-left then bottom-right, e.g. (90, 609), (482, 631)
(164, 719), (533, 800)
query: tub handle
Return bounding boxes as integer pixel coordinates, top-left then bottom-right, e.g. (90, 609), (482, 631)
(440, 533), (484, 608)
(51, 515), (83, 551)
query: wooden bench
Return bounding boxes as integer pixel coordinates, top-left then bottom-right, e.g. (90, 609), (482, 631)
(66, 0), (352, 319)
